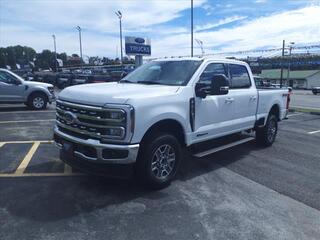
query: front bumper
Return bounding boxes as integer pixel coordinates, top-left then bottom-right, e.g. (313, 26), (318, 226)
(48, 93), (56, 103)
(53, 126), (139, 164)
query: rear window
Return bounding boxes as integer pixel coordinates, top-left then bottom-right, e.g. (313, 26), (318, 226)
(229, 64), (251, 89)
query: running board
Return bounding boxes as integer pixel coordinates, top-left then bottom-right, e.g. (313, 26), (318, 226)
(193, 137), (255, 158)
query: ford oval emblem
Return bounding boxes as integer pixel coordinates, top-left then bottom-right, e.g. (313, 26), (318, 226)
(135, 37), (145, 44)
(64, 111), (77, 124)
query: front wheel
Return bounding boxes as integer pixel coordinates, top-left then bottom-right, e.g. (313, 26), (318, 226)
(136, 133), (181, 189)
(256, 114), (278, 147)
(28, 93), (48, 110)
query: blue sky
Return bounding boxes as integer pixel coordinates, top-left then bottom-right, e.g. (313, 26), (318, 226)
(1, 0), (320, 58)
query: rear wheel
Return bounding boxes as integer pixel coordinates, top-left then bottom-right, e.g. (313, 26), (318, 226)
(256, 114), (278, 146)
(136, 133), (181, 189)
(27, 93), (47, 110)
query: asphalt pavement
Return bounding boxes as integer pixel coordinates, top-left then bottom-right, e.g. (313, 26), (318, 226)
(0, 108), (320, 240)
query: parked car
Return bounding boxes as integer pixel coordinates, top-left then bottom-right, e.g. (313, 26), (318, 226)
(312, 87), (320, 95)
(0, 68), (55, 109)
(54, 58), (290, 188)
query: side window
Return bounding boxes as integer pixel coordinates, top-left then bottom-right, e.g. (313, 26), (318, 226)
(199, 63), (227, 84)
(229, 64), (251, 88)
(0, 71), (17, 84)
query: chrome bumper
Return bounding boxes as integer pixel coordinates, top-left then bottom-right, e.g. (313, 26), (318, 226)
(54, 126), (139, 164)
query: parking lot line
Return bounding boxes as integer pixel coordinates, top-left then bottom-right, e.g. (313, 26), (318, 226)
(0, 143), (5, 148)
(287, 113), (304, 117)
(0, 172), (84, 178)
(308, 129), (320, 134)
(0, 140), (53, 144)
(0, 110), (56, 114)
(0, 119), (55, 124)
(15, 141), (40, 175)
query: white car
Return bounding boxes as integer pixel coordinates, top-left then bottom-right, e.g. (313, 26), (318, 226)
(54, 58), (290, 188)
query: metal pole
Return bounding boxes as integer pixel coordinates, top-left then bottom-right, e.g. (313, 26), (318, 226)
(120, 17), (123, 64)
(77, 26), (83, 68)
(287, 42), (294, 87)
(52, 34), (57, 72)
(280, 40), (285, 88)
(191, 0), (193, 57)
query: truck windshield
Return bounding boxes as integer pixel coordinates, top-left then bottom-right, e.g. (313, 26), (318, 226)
(121, 60), (202, 86)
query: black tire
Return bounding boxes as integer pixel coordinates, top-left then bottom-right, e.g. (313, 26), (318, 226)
(136, 133), (181, 189)
(27, 93), (48, 110)
(256, 114), (278, 147)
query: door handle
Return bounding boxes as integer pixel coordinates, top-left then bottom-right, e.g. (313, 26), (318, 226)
(250, 96), (257, 101)
(225, 98), (234, 103)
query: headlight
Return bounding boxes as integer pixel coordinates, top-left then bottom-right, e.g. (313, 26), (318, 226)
(109, 111), (124, 120)
(48, 86), (54, 94)
(104, 127), (125, 138)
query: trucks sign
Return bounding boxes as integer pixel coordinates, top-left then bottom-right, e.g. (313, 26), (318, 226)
(125, 36), (151, 56)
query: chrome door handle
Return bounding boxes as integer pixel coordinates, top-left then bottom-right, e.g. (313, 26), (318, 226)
(225, 98), (234, 103)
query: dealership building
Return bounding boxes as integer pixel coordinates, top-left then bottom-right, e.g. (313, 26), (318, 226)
(259, 69), (320, 89)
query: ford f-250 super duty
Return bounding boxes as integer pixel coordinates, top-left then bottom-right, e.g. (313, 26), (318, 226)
(54, 58), (290, 188)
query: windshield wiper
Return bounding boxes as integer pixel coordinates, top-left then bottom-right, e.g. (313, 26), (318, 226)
(137, 81), (163, 85)
(119, 79), (134, 83)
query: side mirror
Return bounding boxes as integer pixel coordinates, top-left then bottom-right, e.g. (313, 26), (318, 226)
(211, 74), (229, 95)
(195, 82), (211, 98)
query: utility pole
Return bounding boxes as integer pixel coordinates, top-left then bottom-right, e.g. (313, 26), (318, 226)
(52, 34), (57, 71)
(287, 42), (295, 87)
(115, 11), (123, 64)
(280, 40), (285, 88)
(76, 26), (83, 68)
(191, 0), (194, 57)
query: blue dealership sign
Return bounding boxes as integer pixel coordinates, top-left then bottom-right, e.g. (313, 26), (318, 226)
(125, 36), (151, 56)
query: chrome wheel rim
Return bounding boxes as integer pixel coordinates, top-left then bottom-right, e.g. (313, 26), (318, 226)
(267, 119), (277, 142)
(33, 97), (44, 109)
(151, 144), (176, 180)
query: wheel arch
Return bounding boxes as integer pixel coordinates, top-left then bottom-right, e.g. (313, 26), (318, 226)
(27, 90), (49, 103)
(140, 119), (186, 147)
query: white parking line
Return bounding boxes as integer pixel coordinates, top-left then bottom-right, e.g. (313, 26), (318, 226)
(308, 130), (320, 134)
(0, 110), (56, 114)
(0, 119), (55, 124)
(287, 113), (304, 117)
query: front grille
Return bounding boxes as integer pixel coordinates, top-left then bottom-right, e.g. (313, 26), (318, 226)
(56, 100), (127, 141)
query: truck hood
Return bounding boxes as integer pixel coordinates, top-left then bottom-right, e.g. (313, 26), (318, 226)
(24, 81), (53, 88)
(58, 82), (180, 106)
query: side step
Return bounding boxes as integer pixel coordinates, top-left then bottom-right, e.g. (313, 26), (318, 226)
(193, 137), (255, 158)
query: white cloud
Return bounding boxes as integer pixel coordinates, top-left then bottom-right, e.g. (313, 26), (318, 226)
(152, 6), (320, 57)
(255, 0), (267, 3)
(195, 15), (247, 32)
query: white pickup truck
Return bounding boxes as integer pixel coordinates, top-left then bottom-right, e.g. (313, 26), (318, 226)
(54, 58), (290, 188)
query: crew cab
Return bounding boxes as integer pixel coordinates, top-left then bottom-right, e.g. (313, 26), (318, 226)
(54, 58), (290, 188)
(0, 69), (55, 109)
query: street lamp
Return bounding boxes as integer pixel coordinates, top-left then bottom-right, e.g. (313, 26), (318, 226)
(191, 0), (194, 57)
(195, 39), (204, 56)
(287, 42), (295, 86)
(76, 26), (83, 67)
(52, 34), (57, 71)
(115, 10), (123, 64)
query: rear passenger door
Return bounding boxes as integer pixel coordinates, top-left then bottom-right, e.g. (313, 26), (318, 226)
(228, 64), (257, 130)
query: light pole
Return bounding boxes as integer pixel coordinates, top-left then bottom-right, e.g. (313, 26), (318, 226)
(115, 11), (123, 64)
(195, 39), (204, 56)
(76, 26), (83, 67)
(52, 34), (57, 71)
(191, 0), (194, 57)
(287, 42), (295, 87)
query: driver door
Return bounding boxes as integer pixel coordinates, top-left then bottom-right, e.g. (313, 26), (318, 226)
(192, 63), (236, 143)
(0, 70), (25, 102)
